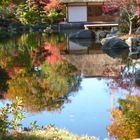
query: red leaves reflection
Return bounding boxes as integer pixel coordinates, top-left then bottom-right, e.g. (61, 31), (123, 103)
(8, 67), (22, 78)
(44, 42), (64, 65)
(104, 66), (134, 93)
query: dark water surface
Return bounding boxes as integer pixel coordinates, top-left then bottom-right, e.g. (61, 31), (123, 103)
(0, 32), (140, 139)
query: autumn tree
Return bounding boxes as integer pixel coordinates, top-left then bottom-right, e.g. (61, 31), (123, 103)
(103, 0), (140, 34)
(108, 95), (140, 139)
(41, 0), (65, 23)
(0, 0), (26, 20)
(41, 0), (60, 12)
(27, 0), (44, 19)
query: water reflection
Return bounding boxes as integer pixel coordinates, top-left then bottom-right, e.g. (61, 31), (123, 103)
(102, 47), (129, 60)
(64, 38), (101, 55)
(0, 33), (81, 112)
(105, 59), (140, 139)
(69, 39), (95, 48)
(0, 32), (140, 138)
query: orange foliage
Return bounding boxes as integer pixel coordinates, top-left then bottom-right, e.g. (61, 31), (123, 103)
(44, 42), (64, 65)
(108, 96), (140, 139)
(8, 67), (23, 78)
(44, 0), (59, 12)
(40, 0), (63, 12)
(107, 120), (134, 139)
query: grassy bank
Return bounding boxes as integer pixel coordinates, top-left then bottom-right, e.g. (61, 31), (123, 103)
(3, 126), (96, 140)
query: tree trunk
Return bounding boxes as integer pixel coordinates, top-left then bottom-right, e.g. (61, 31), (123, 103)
(129, 21), (132, 35)
(128, 21), (133, 52)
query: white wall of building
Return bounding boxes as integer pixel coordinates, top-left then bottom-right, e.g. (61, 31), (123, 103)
(68, 6), (87, 22)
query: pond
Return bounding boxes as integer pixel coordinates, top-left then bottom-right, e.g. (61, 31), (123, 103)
(0, 32), (140, 139)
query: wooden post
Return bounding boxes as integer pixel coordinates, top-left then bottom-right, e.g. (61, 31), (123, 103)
(66, 3), (69, 22)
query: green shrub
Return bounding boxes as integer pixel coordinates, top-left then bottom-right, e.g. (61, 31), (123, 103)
(0, 97), (25, 137)
(15, 4), (48, 25)
(48, 8), (65, 24)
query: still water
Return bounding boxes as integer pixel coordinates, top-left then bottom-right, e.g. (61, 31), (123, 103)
(0, 32), (140, 139)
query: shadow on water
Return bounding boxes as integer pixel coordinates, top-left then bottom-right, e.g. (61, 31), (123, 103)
(102, 48), (129, 59)
(0, 67), (10, 99)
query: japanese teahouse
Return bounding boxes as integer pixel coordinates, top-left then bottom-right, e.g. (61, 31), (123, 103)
(59, 0), (119, 23)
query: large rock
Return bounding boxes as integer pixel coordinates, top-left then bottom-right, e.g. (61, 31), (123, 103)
(110, 27), (118, 34)
(129, 51), (140, 59)
(135, 27), (140, 34)
(132, 37), (140, 47)
(98, 31), (108, 39)
(69, 29), (96, 39)
(103, 46), (129, 58)
(129, 37), (140, 57)
(104, 27), (118, 39)
(102, 37), (129, 58)
(101, 36), (116, 45)
(125, 37), (140, 48)
(106, 33), (116, 38)
(135, 70), (140, 86)
(126, 37), (140, 59)
(102, 37), (129, 50)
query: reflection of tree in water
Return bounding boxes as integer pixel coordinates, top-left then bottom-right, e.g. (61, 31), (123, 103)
(105, 58), (140, 139)
(107, 95), (140, 140)
(0, 33), (42, 70)
(0, 32), (65, 70)
(1, 32), (81, 113)
(104, 65), (134, 94)
(31, 33), (66, 66)
(105, 58), (140, 94)
(5, 61), (81, 113)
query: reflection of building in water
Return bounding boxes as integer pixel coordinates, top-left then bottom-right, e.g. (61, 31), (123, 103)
(110, 82), (117, 110)
(61, 38), (101, 55)
(62, 52), (125, 109)
(62, 54), (124, 78)
(111, 91), (115, 109)
(62, 44), (126, 109)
